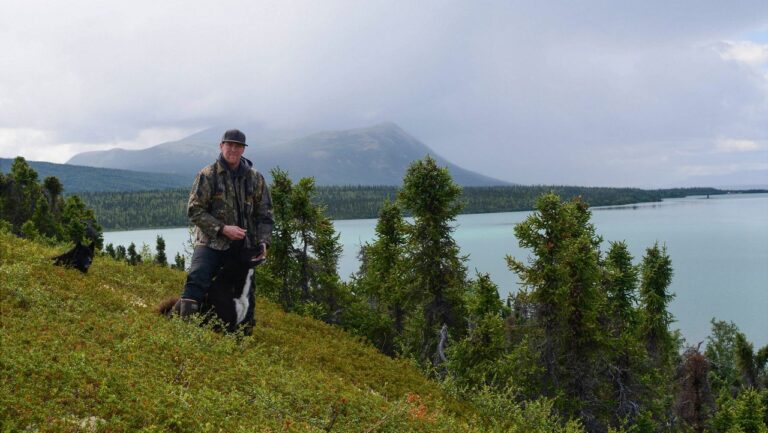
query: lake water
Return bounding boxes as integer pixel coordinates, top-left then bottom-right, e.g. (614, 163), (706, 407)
(104, 193), (768, 347)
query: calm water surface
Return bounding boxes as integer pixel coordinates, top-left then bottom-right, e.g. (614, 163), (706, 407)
(104, 193), (768, 346)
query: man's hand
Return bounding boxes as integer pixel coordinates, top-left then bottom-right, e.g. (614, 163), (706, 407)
(221, 225), (246, 241)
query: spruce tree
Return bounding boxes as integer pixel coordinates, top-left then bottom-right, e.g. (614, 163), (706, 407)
(126, 242), (140, 265)
(398, 156), (467, 366)
(172, 252), (186, 270)
(257, 168), (300, 309)
(104, 243), (116, 259)
(507, 195), (605, 409)
(155, 235), (168, 266)
(638, 242), (675, 367)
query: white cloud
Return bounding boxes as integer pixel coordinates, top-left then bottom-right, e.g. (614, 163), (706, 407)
(715, 138), (764, 153)
(716, 40), (768, 67)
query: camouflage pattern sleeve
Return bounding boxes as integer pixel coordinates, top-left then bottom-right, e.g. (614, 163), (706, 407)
(187, 170), (223, 238)
(255, 172), (274, 246)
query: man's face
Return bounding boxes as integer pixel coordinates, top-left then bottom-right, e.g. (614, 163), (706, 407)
(220, 141), (245, 168)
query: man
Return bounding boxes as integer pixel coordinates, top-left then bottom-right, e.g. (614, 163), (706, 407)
(176, 128), (274, 317)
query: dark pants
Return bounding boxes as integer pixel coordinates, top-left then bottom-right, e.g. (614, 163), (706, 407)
(182, 244), (241, 302)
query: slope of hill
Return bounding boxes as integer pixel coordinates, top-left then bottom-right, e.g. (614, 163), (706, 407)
(66, 123), (508, 186)
(0, 232), (458, 432)
(0, 158), (191, 193)
(1, 233), (582, 432)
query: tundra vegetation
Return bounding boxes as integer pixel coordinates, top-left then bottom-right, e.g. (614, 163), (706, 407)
(2, 155), (767, 432)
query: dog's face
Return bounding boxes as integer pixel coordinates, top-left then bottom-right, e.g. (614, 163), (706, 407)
(74, 243), (94, 272)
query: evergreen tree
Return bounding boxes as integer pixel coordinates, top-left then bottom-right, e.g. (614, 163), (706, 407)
(61, 195), (103, 247)
(154, 235), (168, 266)
(309, 215), (345, 323)
(104, 243), (116, 259)
(446, 273), (509, 389)
(257, 168), (300, 309)
(115, 245), (127, 261)
(506, 193), (607, 425)
(291, 177), (319, 303)
(126, 242), (140, 265)
(638, 242), (675, 368)
(171, 252), (186, 270)
(398, 156), (468, 366)
(706, 319), (742, 395)
(733, 332), (768, 390)
(352, 200), (408, 353)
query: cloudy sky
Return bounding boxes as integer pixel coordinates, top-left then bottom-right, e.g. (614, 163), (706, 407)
(1, 1), (767, 187)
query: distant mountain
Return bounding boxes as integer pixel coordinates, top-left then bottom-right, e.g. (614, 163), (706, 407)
(0, 158), (191, 193)
(67, 123), (508, 186)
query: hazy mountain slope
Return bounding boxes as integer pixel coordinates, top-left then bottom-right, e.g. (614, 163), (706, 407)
(0, 158), (191, 193)
(66, 123), (509, 186)
(67, 125), (308, 176)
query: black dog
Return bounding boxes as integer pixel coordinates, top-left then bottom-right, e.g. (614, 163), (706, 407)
(53, 240), (95, 273)
(158, 258), (262, 334)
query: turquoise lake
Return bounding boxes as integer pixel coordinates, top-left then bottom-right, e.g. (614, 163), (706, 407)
(104, 193), (768, 347)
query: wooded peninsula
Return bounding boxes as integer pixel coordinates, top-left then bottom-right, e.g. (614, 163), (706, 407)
(79, 185), (757, 230)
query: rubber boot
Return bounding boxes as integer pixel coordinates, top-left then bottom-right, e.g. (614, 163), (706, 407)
(173, 298), (200, 319)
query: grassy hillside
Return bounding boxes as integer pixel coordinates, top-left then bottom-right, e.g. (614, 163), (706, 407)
(0, 233), (583, 432)
(0, 233), (452, 432)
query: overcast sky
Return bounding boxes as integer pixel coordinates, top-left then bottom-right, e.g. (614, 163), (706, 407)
(1, 1), (767, 187)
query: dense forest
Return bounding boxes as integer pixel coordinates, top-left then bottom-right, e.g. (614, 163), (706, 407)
(78, 184), (742, 230)
(3, 155), (767, 432)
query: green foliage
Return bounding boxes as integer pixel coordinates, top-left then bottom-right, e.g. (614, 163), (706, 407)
(710, 389), (768, 433)
(171, 252), (186, 270)
(154, 235), (167, 266)
(256, 168), (349, 326)
(0, 157), (102, 247)
(638, 243), (676, 368)
(351, 200), (408, 354)
(3, 231), (532, 433)
(126, 242), (141, 265)
(502, 193), (685, 430)
(398, 156), (468, 366)
(707, 319), (743, 395)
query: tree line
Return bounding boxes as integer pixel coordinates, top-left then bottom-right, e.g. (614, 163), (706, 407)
(77, 184), (738, 231)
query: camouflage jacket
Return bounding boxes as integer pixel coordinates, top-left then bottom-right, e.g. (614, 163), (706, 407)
(188, 155), (273, 251)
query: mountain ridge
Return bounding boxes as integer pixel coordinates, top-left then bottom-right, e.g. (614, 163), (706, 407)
(67, 123), (509, 186)
(0, 157), (192, 193)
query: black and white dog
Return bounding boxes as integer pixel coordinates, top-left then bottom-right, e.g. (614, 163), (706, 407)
(159, 258), (262, 334)
(53, 240), (96, 273)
